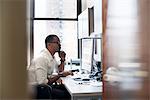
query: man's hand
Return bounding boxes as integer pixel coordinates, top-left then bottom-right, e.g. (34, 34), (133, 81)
(59, 71), (73, 77)
(58, 51), (66, 62)
(56, 78), (62, 84)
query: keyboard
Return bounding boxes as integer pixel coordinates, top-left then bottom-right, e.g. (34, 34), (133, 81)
(71, 73), (91, 81)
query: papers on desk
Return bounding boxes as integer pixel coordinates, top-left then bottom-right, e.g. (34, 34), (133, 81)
(74, 81), (91, 85)
(70, 73), (102, 87)
(90, 81), (102, 87)
(74, 81), (102, 87)
(73, 78), (102, 87)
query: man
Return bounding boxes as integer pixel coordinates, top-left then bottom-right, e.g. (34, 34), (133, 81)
(28, 34), (73, 99)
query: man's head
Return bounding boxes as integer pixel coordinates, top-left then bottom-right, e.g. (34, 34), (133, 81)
(45, 34), (61, 52)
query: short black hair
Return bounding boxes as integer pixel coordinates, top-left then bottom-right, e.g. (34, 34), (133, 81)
(45, 34), (58, 48)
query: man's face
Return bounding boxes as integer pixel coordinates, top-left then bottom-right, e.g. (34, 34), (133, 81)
(51, 37), (61, 52)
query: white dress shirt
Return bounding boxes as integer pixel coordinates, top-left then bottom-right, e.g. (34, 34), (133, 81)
(28, 49), (59, 85)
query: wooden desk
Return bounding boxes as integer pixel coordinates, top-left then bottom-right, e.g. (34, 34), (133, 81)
(61, 76), (102, 100)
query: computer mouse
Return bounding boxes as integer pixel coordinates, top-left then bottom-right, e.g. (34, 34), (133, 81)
(74, 78), (82, 81)
(82, 78), (90, 81)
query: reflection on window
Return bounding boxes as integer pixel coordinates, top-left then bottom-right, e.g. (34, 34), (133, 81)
(34, 21), (77, 60)
(35, 0), (77, 18)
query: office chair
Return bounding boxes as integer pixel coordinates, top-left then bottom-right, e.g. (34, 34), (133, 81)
(35, 84), (52, 99)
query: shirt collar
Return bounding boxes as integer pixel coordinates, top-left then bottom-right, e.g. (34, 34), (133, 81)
(42, 48), (55, 59)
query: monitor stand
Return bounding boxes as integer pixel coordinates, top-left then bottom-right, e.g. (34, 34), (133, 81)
(89, 71), (102, 81)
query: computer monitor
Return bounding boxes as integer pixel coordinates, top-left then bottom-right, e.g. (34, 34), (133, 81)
(81, 38), (94, 74)
(78, 7), (94, 39)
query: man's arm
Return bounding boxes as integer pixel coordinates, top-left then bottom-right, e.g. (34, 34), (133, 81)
(58, 60), (65, 72)
(47, 75), (60, 85)
(47, 71), (73, 85)
(58, 51), (66, 72)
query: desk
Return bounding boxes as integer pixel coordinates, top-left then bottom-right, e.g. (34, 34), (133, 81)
(61, 75), (102, 100)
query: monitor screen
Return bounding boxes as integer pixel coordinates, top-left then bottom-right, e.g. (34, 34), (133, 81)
(81, 38), (94, 73)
